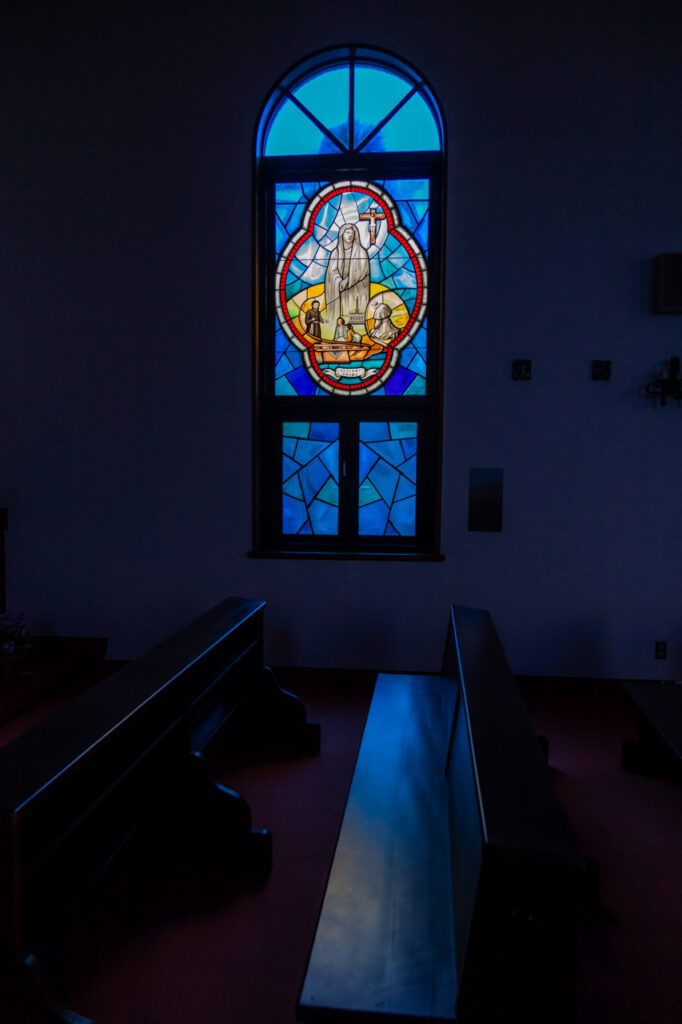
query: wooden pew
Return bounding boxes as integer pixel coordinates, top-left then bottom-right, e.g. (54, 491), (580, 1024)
(0, 596), (318, 1024)
(297, 605), (583, 1024)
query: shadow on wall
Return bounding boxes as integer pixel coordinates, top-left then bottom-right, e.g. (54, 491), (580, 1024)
(266, 614), (400, 672)
(541, 619), (609, 678)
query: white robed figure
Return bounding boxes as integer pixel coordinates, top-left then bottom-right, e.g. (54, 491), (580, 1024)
(324, 223), (370, 324)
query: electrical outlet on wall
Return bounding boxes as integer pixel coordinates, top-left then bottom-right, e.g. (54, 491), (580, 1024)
(655, 641), (667, 659)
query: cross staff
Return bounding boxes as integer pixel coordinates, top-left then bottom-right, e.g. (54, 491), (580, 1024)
(359, 205), (387, 246)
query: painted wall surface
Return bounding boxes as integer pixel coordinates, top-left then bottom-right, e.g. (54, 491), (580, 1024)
(3, 0), (681, 677)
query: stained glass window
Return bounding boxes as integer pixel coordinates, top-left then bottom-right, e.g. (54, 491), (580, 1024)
(274, 179), (428, 397)
(255, 47), (444, 557)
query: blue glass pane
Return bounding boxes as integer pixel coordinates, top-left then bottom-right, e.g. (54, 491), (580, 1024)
(309, 499), (338, 535)
(359, 442), (379, 483)
(400, 437), (418, 460)
(276, 181), (309, 202)
(282, 454), (299, 482)
(390, 422), (418, 440)
(389, 496), (416, 534)
(354, 66), (411, 149)
(275, 374), (297, 396)
(294, 67), (350, 148)
(384, 178), (430, 201)
(310, 422), (339, 441)
(368, 459), (399, 506)
(320, 439), (340, 482)
(297, 439), (333, 464)
(265, 98), (343, 156)
(359, 422), (417, 536)
(282, 472), (304, 501)
(401, 454), (418, 484)
(282, 422), (339, 536)
(365, 440), (406, 468)
(361, 92), (440, 153)
(300, 457), (331, 505)
(384, 366), (417, 396)
(395, 474), (416, 502)
(283, 495), (308, 534)
(359, 499), (390, 535)
(286, 367), (317, 396)
(359, 422), (390, 442)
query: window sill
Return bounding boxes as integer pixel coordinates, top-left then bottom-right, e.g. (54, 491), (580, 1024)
(248, 548), (445, 562)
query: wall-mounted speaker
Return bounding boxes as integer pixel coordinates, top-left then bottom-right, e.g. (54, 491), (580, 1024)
(653, 253), (682, 314)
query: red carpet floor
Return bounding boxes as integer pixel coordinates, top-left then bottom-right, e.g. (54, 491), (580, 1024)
(9, 671), (682, 1024)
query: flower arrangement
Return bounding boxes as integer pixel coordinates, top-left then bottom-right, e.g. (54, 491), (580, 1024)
(0, 612), (31, 656)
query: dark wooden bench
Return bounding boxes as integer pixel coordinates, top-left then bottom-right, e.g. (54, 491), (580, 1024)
(297, 605), (584, 1024)
(621, 680), (682, 782)
(0, 596), (318, 1024)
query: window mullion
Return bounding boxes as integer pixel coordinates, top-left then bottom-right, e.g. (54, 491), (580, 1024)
(337, 419), (358, 541)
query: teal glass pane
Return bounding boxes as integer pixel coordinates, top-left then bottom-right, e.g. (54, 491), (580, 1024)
(265, 98), (343, 156)
(282, 422), (339, 535)
(361, 92), (440, 153)
(293, 67), (350, 148)
(358, 423), (417, 535)
(353, 66), (411, 150)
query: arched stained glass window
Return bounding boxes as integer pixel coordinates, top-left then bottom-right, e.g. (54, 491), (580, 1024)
(254, 46), (445, 557)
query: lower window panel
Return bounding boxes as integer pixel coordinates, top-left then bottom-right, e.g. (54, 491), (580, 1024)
(280, 420), (417, 539)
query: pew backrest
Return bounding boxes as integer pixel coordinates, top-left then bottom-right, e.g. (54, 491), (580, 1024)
(444, 605), (584, 1021)
(0, 597), (265, 960)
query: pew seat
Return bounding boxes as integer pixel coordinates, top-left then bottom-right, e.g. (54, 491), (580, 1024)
(297, 605), (584, 1024)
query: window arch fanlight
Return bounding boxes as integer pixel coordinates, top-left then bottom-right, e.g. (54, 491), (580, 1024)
(253, 45), (445, 559)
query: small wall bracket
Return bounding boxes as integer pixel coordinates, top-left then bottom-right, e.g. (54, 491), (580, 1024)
(592, 360), (612, 381)
(512, 359), (532, 381)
